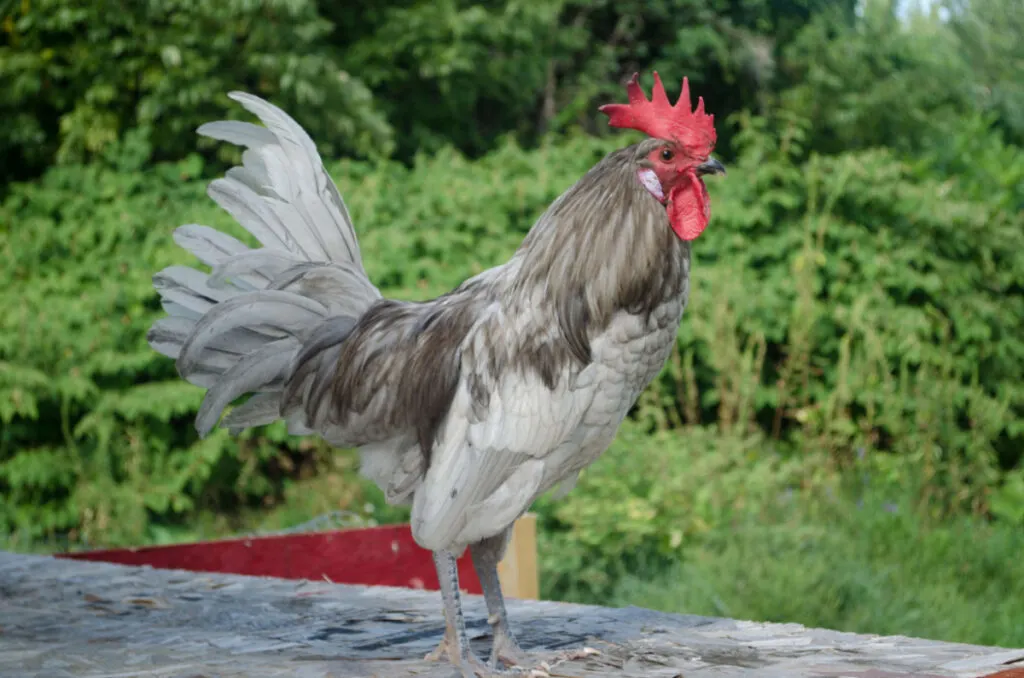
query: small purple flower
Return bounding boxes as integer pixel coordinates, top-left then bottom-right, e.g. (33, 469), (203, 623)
(883, 502), (898, 514)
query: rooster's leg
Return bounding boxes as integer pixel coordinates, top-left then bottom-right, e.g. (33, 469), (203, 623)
(427, 550), (489, 677)
(470, 533), (533, 668)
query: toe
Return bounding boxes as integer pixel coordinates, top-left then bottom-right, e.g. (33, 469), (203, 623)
(425, 636), (448, 662)
(494, 646), (534, 668)
(457, 651), (493, 677)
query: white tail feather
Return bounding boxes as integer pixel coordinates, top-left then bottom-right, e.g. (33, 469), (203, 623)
(148, 92), (380, 436)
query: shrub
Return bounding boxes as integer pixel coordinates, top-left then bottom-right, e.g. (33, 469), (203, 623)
(604, 477), (1024, 648)
(0, 0), (392, 185)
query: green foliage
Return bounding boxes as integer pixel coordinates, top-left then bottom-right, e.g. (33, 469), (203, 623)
(533, 421), (1024, 647)
(2, 0), (861, 185)
(603, 477), (1024, 648)
(534, 423), (812, 600)
(665, 110), (1024, 516)
(943, 0), (1024, 145)
(0, 0), (392, 184)
(779, 0), (974, 155)
(989, 468), (1024, 526)
(331, 0), (852, 159)
(4, 0), (1020, 182)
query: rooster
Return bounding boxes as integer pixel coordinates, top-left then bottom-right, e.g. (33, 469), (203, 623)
(147, 72), (724, 676)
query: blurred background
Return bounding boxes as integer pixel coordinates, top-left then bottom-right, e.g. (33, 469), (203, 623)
(1, 0), (1022, 649)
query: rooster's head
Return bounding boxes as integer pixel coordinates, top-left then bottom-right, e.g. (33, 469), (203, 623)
(599, 72), (724, 241)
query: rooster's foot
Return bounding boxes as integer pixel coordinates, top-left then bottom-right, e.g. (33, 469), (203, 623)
(504, 647), (601, 677)
(488, 629), (534, 669)
(549, 646), (602, 664)
(424, 635), (491, 677)
(427, 637), (558, 677)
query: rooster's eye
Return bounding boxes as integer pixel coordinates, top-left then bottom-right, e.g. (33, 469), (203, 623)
(660, 148), (674, 162)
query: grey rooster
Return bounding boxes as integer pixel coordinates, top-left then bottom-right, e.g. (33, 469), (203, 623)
(147, 72), (724, 676)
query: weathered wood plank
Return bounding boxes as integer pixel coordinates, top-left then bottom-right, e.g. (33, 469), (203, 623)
(1, 551), (1021, 678)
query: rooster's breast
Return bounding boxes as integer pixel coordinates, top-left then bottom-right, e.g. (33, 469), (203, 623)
(406, 272), (690, 552)
(539, 294), (688, 493)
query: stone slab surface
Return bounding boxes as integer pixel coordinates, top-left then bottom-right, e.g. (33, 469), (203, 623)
(1, 551), (1022, 677)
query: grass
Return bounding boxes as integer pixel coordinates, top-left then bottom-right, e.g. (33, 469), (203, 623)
(604, 486), (1024, 648)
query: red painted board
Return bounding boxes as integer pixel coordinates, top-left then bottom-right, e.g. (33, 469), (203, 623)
(56, 523), (482, 594)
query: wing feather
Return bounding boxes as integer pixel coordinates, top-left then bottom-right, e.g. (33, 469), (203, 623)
(410, 307), (596, 552)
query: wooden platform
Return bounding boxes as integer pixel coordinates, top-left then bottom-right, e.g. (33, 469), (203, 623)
(1, 551), (1022, 678)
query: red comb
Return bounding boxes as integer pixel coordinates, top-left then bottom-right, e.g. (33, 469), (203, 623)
(598, 72), (716, 155)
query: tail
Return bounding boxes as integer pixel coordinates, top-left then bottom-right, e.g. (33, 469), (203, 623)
(147, 92), (381, 437)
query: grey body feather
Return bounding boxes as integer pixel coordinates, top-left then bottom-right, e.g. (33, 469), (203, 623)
(148, 96), (691, 554)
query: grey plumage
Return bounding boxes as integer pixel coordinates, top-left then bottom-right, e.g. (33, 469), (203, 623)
(200, 92), (364, 267)
(149, 92), (379, 452)
(221, 392), (282, 431)
(173, 224), (249, 269)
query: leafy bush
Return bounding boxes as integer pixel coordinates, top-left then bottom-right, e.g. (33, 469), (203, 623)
(2, 102), (1021, 548)
(331, 0), (853, 159)
(605, 476), (1024, 648)
(0, 156), (315, 546)
(534, 422), (811, 600)
(663, 110), (1024, 518)
(779, 0), (974, 156)
(944, 0), (1024, 146)
(9, 0), (1016, 185)
(2, 0), (866, 185)
(534, 419), (1024, 647)
(0, 0), (392, 185)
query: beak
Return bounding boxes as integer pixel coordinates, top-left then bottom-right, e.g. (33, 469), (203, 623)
(696, 156), (726, 177)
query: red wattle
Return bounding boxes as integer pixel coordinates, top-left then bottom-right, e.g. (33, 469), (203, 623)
(666, 172), (710, 241)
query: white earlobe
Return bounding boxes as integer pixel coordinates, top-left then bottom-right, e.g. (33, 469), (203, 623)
(637, 168), (666, 202)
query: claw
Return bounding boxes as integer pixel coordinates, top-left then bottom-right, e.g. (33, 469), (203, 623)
(456, 653), (493, 677)
(490, 631), (534, 669)
(424, 636), (449, 662)
(428, 634), (598, 677)
(553, 646), (601, 663)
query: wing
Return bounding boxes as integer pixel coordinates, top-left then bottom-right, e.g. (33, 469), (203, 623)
(409, 304), (599, 552)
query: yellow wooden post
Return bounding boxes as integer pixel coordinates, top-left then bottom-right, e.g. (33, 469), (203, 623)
(496, 513), (539, 600)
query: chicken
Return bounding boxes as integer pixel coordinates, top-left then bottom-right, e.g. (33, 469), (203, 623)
(147, 71), (723, 676)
